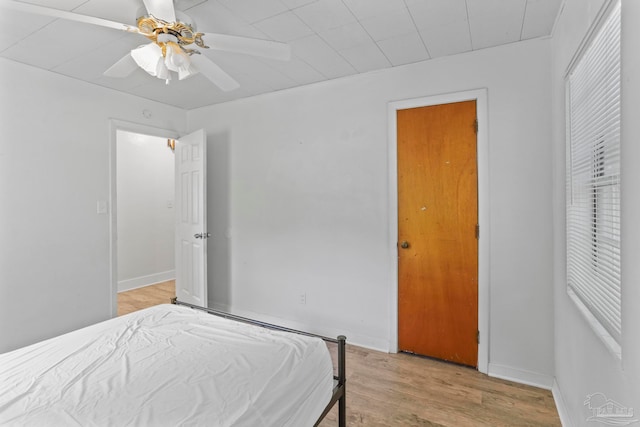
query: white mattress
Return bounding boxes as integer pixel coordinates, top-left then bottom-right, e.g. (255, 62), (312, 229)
(0, 304), (334, 426)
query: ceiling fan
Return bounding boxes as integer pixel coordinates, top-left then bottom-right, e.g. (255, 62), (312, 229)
(0, 0), (292, 91)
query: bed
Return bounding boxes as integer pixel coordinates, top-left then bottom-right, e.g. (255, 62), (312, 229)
(0, 299), (346, 426)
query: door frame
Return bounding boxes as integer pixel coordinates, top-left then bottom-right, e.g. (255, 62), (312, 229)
(108, 119), (180, 318)
(387, 89), (489, 374)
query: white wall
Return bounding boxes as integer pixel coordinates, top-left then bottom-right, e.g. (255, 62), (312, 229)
(116, 130), (175, 292)
(0, 58), (186, 354)
(551, 0), (640, 424)
(188, 38), (555, 385)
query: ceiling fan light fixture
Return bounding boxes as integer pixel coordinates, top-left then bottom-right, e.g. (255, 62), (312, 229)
(130, 39), (192, 83)
(161, 38), (198, 80)
(165, 41), (188, 70)
(177, 59), (198, 80)
(131, 43), (163, 76)
(155, 57), (171, 81)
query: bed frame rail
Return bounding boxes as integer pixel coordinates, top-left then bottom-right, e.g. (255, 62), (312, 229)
(313, 334), (346, 427)
(171, 298), (346, 427)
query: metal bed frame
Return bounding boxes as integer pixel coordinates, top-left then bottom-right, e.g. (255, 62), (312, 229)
(171, 298), (346, 427)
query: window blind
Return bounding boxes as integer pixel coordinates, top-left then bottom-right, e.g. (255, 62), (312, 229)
(566, 1), (621, 343)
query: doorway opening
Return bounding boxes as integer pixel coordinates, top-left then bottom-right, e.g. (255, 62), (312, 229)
(116, 130), (177, 315)
(108, 120), (180, 318)
(387, 89), (490, 374)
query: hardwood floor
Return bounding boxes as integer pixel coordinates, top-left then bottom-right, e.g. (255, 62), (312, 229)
(117, 280), (176, 316)
(318, 345), (560, 426)
(119, 283), (560, 426)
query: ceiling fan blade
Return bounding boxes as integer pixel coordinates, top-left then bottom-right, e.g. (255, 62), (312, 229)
(104, 53), (139, 78)
(202, 33), (291, 61)
(142, 0), (176, 22)
(190, 55), (239, 92)
(0, 0), (138, 33)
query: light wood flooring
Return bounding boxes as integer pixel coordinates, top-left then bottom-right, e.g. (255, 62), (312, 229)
(118, 282), (560, 426)
(117, 280), (176, 316)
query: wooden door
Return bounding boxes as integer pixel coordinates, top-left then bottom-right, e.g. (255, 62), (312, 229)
(175, 129), (208, 307)
(397, 101), (478, 367)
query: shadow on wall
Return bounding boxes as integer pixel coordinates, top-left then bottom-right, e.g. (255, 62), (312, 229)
(207, 130), (232, 308)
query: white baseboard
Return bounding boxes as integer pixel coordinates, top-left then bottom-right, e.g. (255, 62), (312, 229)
(118, 270), (175, 293)
(488, 362), (555, 390)
(552, 380), (573, 427)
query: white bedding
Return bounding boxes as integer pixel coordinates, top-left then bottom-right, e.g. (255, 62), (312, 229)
(0, 304), (334, 426)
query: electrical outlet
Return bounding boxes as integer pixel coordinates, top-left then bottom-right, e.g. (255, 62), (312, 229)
(298, 293), (306, 305)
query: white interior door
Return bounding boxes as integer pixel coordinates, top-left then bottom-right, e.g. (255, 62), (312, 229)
(175, 129), (208, 307)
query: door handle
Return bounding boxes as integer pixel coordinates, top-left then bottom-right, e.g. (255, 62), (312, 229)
(400, 241), (410, 249)
(194, 232), (211, 239)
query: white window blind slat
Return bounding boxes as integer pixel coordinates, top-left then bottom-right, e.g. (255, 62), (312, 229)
(566, 1), (621, 344)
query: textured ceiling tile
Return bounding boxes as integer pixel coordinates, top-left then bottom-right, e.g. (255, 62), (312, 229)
(293, 0), (356, 33)
(72, 0), (139, 25)
(16, 0), (87, 9)
(263, 57), (325, 86)
(176, 0), (209, 12)
(217, 0), (288, 24)
(254, 11), (313, 42)
(319, 22), (371, 51)
(339, 41), (390, 73)
(0, 9), (54, 52)
(290, 35), (355, 79)
(53, 35), (143, 80)
(377, 32), (429, 66)
(2, 19), (123, 70)
(213, 53), (297, 91)
(186, 1), (265, 37)
(359, 8), (416, 41)
(280, 0), (318, 9)
(406, 0), (471, 57)
(405, 0), (468, 31)
(467, 0), (527, 50)
(521, 0), (563, 39)
(342, 0), (407, 20)
(418, 23), (472, 58)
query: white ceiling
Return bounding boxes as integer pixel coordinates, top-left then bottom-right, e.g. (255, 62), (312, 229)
(0, 0), (563, 110)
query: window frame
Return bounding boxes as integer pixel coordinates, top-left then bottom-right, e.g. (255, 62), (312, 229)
(565, 0), (622, 357)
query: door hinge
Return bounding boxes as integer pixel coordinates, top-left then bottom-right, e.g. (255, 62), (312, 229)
(473, 119), (478, 134)
(475, 224), (479, 239)
(476, 330), (480, 344)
